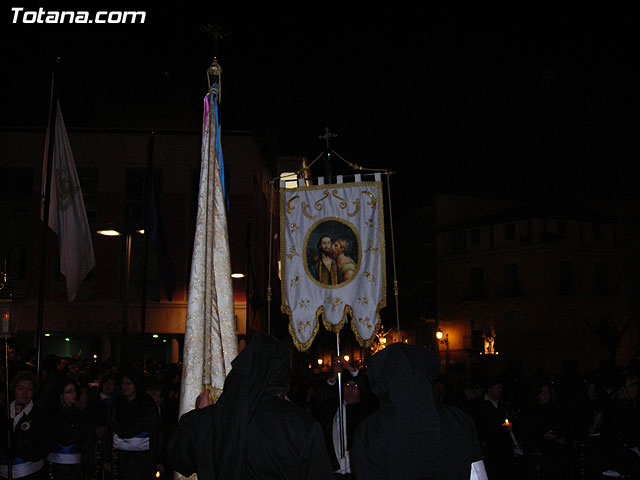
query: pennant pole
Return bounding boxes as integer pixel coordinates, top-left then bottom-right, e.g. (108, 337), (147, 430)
(267, 185), (275, 335)
(36, 58), (60, 376)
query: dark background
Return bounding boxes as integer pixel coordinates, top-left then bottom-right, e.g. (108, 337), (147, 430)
(3, 5), (639, 199)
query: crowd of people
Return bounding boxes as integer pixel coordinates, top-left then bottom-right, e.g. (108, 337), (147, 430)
(3, 339), (640, 479)
(1, 349), (180, 480)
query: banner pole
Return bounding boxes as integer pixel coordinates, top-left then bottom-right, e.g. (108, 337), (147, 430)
(37, 59), (60, 376)
(336, 330), (346, 461)
(385, 171), (401, 338)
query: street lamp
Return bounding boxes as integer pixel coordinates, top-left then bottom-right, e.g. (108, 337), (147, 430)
(436, 328), (450, 375)
(97, 223), (143, 364)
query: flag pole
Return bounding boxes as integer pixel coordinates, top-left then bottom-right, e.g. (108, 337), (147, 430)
(36, 57), (60, 376)
(140, 132), (154, 367)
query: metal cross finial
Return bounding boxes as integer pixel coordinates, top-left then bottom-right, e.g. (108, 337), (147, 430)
(318, 127), (337, 151)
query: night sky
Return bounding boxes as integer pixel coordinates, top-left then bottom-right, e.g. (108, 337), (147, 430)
(2, 5), (640, 198)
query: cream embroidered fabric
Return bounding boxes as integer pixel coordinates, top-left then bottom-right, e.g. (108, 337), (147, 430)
(280, 182), (386, 350)
(179, 94), (238, 423)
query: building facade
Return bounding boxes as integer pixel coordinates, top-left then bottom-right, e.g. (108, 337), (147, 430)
(436, 193), (637, 378)
(0, 127), (274, 363)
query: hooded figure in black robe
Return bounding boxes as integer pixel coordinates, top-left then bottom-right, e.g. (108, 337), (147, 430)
(165, 333), (334, 480)
(351, 343), (487, 480)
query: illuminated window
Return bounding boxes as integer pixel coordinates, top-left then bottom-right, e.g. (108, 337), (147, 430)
(280, 172), (298, 189)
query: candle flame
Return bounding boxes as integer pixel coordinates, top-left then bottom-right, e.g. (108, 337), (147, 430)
(156, 471), (161, 478)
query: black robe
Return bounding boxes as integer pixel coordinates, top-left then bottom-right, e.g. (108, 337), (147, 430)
(1, 402), (48, 479)
(165, 333), (334, 480)
(102, 390), (162, 480)
(351, 343), (483, 480)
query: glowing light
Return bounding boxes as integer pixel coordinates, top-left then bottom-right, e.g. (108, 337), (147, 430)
(155, 471), (161, 478)
(65, 337), (70, 342)
(381, 337), (386, 344)
(317, 358), (323, 365)
(153, 334), (159, 339)
(280, 172), (298, 189)
(231, 273), (245, 278)
(343, 355), (350, 362)
(97, 229), (121, 236)
(93, 354), (98, 359)
(436, 329), (444, 340)
(44, 333), (51, 337)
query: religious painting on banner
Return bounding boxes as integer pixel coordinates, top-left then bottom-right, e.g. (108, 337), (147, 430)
(281, 180), (386, 351)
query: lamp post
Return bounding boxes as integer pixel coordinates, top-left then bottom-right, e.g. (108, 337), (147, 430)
(1, 262), (14, 480)
(436, 327), (449, 375)
(97, 224), (143, 365)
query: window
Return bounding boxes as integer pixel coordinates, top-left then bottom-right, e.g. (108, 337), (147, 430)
(559, 261), (573, 294)
(0, 167), (33, 282)
(504, 264), (520, 296)
(592, 223), (601, 241)
(595, 263), (609, 295)
(77, 167), (98, 232)
(557, 219), (566, 238)
(453, 230), (467, 254)
(505, 223), (516, 241)
(470, 267), (485, 299)
(471, 228), (481, 245)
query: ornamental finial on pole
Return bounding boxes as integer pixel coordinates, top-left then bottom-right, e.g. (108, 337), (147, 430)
(207, 57), (222, 100)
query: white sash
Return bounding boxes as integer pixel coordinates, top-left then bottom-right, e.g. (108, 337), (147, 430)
(0, 458), (45, 479)
(48, 452), (82, 464)
(113, 432), (150, 452)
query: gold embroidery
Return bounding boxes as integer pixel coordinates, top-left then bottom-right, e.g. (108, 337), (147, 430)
(285, 304), (321, 351)
(286, 196), (299, 214)
(364, 271), (376, 284)
(350, 299), (385, 349)
(332, 190), (347, 209)
(202, 384), (224, 404)
(314, 190), (330, 211)
(358, 296), (369, 305)
(364, 240), (379, 253)
(363, 190), (376, 209)
(357, 316), (373, 330)
(347, 199), (360, 217)
(289, 275), (300, 289)
(299, 299), (310, 309)
(325, 296), (343, 313)
(302, 202), (316, 220)
(286, 246), (301, 260)
(290, 223), (301, 234)
(321, 304), (351, 333)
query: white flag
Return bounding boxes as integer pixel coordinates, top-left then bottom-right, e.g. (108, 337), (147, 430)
(179, 91), (238, 421)
(43, 101), (95, 302)
(280, 181), (386, 350)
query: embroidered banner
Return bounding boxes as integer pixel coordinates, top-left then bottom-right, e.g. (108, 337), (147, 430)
(280, 182), (386, 351)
